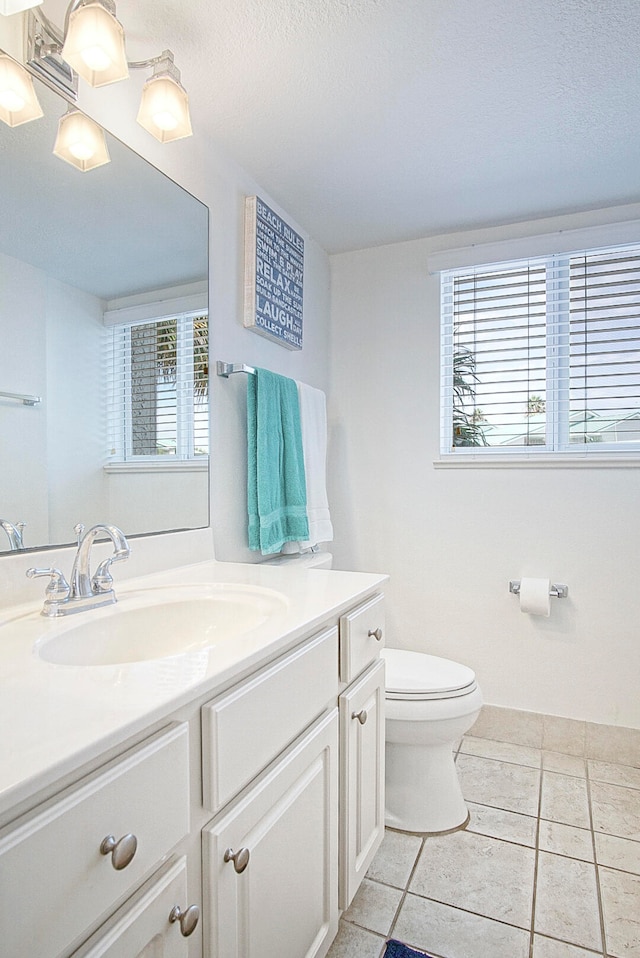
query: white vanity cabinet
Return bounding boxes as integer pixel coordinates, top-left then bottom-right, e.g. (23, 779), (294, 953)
(0, 583), (386, 958)
(338, 593), (386, 909)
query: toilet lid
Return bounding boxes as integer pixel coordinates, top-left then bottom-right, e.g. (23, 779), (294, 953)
(382, 648), (477, 700)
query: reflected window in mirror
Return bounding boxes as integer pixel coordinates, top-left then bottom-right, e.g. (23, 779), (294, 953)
(107, 310), (209, 462)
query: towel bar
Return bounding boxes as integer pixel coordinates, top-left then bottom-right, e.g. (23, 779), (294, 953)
(509, 580), (568, 599)
(0, 390), (41, 406)
(216, 362), (256, 377)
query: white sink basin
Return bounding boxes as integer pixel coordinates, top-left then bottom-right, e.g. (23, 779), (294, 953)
(36, 584), (288, 667)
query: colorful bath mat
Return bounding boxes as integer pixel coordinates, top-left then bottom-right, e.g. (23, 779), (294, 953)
(383, 940), (432, 958)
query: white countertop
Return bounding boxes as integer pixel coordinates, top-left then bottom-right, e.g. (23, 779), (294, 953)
(0, 559), (387, 822)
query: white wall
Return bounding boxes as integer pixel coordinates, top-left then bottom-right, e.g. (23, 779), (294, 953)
(0, 252), (48, 546)
(0, 251), (107, 548)
(329, 206), (640, 730)
(45, 276), (107, 542)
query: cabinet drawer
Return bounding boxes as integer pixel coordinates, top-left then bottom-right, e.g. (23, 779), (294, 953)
(339, 593), (385, 683)
(73, 856), (193, 958)
(0, 723), (190, 958)
(202, 627), (338, 814)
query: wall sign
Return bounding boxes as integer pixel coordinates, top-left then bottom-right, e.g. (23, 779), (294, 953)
(244, 195), (304, 350)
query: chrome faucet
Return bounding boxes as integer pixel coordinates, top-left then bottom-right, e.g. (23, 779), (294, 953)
(1, 519), (26, 551)
(27, 523), (131, 617)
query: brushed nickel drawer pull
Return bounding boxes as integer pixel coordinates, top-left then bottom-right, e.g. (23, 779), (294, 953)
(169, 903), (200, 937)
(224, 846), (250, 873)
(352, 709), (368, 725)
(368, 628), (383, 641)
(100, 833), (137, 870)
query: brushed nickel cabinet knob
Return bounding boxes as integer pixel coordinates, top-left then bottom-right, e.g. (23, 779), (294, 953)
(368, 628), (383, 641)
(99, 833), (137, 870)
(169, 903), (200, 937)
(224, 846), (250, 873)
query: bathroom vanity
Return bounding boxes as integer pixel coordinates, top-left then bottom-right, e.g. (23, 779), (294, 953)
(0, 559), (386, 958)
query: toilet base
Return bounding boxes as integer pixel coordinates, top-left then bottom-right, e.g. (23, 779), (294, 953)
(385, 741), (469, 834)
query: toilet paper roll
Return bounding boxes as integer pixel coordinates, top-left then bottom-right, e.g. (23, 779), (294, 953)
(519, 577), (551, 616)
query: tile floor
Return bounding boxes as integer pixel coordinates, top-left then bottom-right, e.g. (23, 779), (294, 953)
(327, 735), (640, 958)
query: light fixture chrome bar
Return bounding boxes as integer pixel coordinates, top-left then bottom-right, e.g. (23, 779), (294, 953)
(509, 580), (568, 599)
(25, 8), (77, 99)
(216, 362), (256, 378)
(0, 390), (42, 406)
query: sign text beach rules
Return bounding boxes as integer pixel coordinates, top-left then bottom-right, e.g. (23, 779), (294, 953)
(244, 195), (304, 350)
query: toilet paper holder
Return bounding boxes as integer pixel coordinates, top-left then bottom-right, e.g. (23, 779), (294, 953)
(509, 580), (568, 599)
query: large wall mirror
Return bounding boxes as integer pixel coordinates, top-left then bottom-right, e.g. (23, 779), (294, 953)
(0, 53), (209, 555)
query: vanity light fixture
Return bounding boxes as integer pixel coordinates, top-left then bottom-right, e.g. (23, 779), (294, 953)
(0, 0), (41, 14)
(53, 105), (110, 171)
(136, 50), (192, 143)
(61, 0), (128, 87)
(0, 52), (43, 125)
(25, 5), (193, 142)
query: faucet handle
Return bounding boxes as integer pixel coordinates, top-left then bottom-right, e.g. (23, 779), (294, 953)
(26, 567), (71, 600)
(74, 523), (85, 545)
(92, 558), (115, 594)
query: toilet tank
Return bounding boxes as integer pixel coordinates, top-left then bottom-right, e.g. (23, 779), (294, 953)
(262, 551), (333, 569)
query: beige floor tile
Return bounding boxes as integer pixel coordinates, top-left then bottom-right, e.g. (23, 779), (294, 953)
(457, 753), (541, 816)
(409, 829), (535, 929)
(466, 801), (537, 847)
(538, 820), (594, 862)
(542, 751), (587, 778)
(344, 879), (403, 936)
(599, 867), (640, 958)
(590, 781), (640, 841)
(393, 894), (530, 958)
(532, 934), (601, 957)
(460, 736), (542, 768)
(367, 830), (423, 889)
(595, 832), (640, 875)
(540, 771), (590, 828)
(589, 760), (640, 791)
(325, 919), (386, 958)
(534, 851), (602, 951)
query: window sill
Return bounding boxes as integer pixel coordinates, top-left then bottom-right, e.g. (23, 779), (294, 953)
(104, 459), (208, 475)
(434, 455), (640, 469)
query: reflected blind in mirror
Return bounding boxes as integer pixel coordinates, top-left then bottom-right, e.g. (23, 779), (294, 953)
(107, 312), (209, 461)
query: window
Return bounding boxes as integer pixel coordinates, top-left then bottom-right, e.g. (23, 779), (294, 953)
(107, 311), (209, 462)
(440, 243), (640, 458)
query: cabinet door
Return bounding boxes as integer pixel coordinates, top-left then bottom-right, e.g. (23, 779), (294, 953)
(203, 710), (338, 958)
(339, 659), (385, 909)
(72, 857), (195, 958)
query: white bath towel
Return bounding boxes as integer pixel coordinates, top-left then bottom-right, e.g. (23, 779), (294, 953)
(282, 381), (333, 552)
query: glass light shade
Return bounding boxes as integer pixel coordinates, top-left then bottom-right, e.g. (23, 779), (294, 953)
(0, 54), (43, 127)
(53, 109), (110, 171)
(0, 0), (42, 13)
(61, 1), (128, 87)
(137, 74), (192, 143)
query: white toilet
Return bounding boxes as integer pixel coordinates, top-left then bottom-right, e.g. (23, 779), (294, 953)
(382, 647), (483, 834)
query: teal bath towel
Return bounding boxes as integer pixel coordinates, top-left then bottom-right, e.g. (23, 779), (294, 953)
(247, 368), (310, 554)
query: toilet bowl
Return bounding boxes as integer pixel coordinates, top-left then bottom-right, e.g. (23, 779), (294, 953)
(383, 648), (483, 834)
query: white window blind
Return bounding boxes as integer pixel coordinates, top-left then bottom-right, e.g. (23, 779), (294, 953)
(441, 243), (640, 457)
(107, 312), (209, 461)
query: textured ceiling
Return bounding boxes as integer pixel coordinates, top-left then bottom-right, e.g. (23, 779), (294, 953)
(39, 0), (640, 253)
